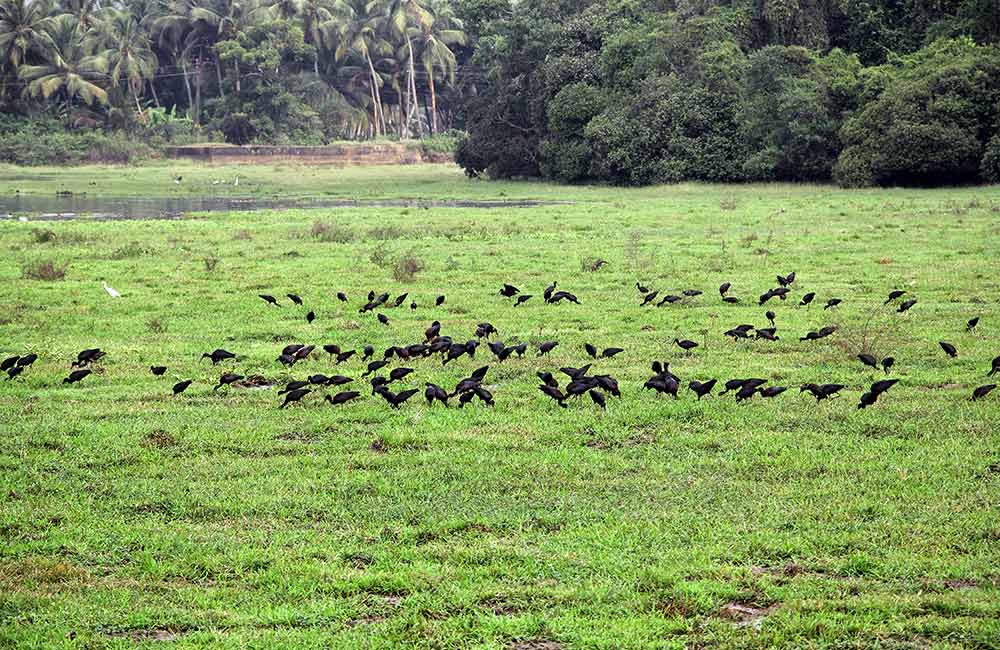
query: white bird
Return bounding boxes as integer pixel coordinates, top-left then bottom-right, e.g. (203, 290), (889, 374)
(233, 176), (239, 186)
(102, 281), (121, 298)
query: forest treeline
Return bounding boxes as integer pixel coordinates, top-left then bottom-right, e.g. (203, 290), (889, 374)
(0, 0), (471, 161)
(456, 0), (1000, 187)
(2, 0), (1000, 186)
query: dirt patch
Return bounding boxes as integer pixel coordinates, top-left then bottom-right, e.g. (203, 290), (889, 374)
(752, 563), (808, 579)
(106, 628), (181, 642)
(143, 430), (177, 448)
(943, 578), (978, 590)
(656, 596), (697, 618)
(346, 615), (386, 627)
(509, 640), (562, 650)
(719, 601), (777, 628)
(276, 431), (320, 443)
(370, 438), (388, 453)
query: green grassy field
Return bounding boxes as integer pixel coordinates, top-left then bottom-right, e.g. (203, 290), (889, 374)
(2, 163), (1000, 649)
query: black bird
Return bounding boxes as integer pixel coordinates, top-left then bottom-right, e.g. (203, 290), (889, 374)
(363, 360), (388, 377)
(719, 282), (731, 297)
(337, 292), (348, 302)
(306, 310), (316, 324)
(601, 347), (624, 358)
(16, 353), (37, 368)
(566, 378), (598, 398)
(858, 391), (878, 409)
(514, 294), (533, 306)
(294, 345), (315, 361)
(735, 384), (759, 402)
(323, 344), (341, 358)
(410, 301), (417, 310)
(884, 290), (906, 304)
(756, 327), (779, 341)
(543, 281), (556, 302)
(499, 284), (520, 297)
(765, 311), (776, 327)
(722, 296), (740, 304)
(376, 386), (420, 408)
(367, 290), (375, 301)
(362, 345), (375, 361)
(858, 354), (878, 369)
(280, 388), (311, 408)
(473, 385), (495, 406)
(1, 356), (19, 371)
(172, 379), (192, 395)
(801, 383), (844, 401)
(63, 369), (91, 384)
(280, 380), (310, 394)
(674, 338), (698, 352)
(259, 294), (280, 307)
(720, 378), (764, 395)
(560, 364), (592, 381)
(688, 379), (716, 400)
(550, 291), (580, 304)
(214, 373), (243, 390)
(636, 282), (650, 294)
(537, 371), (558, 388)
(442, 343), (466, 365)
(594, 375), (620, 398)
(759, 290), (776, 306)
(425, 321), (441, 341)
(882, 357), (895, 374)
(389, 367), (414, 382)
(377, 313), (390, 326)
(282, 344), (305, 357)
(972, 384), (997, 400)
(585, 343), (598, 359)
(800, 292), (815, 306)
(967, 317), (979, 332)
(589, 389), (606, 410)
(658, 294), (682, 306)
(326, 391), (360, 406)
(777, 272), (796, 287)
(512, 343), (528, 358)
(6, 366), (23, 380)
(308, 374), (331, 385)
(683, 289), (702, 297)
(74, 348), (106, 366)
(202, 348), (236, 365)
(455, 391), (475, 408)
(328, 375), (353, 386)
(150, 366), (167, 376)
(336, 350), (356, 364)
(436, 295), (446, 306)
(870, 379), (899, 396)
(539, 384), (568, 407)
(824, 298), (842, 310)
(287, 293), (303, 305)
(760, 386), (787, 399)
(393, 293), (408, 307)
(641, 291), (659, 307)
(538, 341), (558, 356)
(939, 341), (958, 358)
(897, 299), (917, 313)
(425, 383), (448, 406)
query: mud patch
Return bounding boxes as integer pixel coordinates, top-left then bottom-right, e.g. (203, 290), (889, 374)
(143, 430), (178, 448)
(719, 601), (777, 629)
(106, 628), (181, 642)
(509, 640), (561, 650)
(943, 578), (978, 590)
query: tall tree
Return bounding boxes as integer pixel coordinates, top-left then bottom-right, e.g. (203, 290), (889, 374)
(88, 7), (159, 110)
(414, 0), (465, 133)
(19, 13), (109, 113)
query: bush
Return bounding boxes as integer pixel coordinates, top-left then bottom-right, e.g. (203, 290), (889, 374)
(392, 251), (425, 282)
(834, 38), (1000, 187)
(980, 134), (1000, 183)
(22, 260), (68, 281)
(310, 220), (354, 243)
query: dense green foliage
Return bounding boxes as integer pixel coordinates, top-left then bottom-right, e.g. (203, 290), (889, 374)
(0, 0), (471, 153)
(456, 0), (1000, 187)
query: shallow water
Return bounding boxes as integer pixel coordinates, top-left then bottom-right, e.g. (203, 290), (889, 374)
(0, 194), (562, 220)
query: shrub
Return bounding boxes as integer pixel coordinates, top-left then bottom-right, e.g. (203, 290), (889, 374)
(31, 229), (58, 244)
(22, 260), (68, 281)
(392, 251), (425, 282)
(310, 220), (354, 243)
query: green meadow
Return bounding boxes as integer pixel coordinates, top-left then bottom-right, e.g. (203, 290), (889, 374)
(2, 163), (1000, 649)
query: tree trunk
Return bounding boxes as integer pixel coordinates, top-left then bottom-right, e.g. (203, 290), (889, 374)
(405, 34), (423, 138)
(149, 79), (161, 108)
(234, 59), (240, 93)
(194, 57), (203, 125)
(365, 53), (385, 136)
(181, 58), (194, 118)
(428, 70), (438, 135)
(215, 55), (225, 98)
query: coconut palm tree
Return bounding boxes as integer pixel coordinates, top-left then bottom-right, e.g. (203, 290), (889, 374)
(57, 0), (102, 32)
(88, 7), (158, 110)
(413, 0), (463, 134)
(379, 0), (432, 137)
(0, 0), (54, 72)
(333, 0), (389, 135)
(19, 13), (109, 113)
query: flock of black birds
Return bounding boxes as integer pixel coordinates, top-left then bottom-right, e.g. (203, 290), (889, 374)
(4, 274), (999, 412)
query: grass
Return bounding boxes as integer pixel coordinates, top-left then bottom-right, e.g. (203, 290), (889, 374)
(2, 163), (1000, 649)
